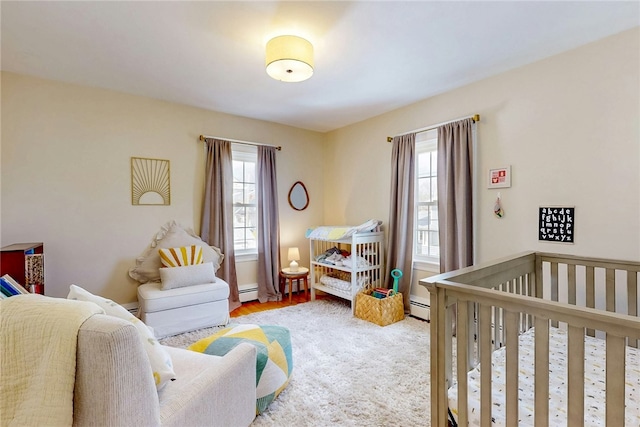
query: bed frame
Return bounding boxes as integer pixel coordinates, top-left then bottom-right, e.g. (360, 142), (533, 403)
(422, 251), (640, 427)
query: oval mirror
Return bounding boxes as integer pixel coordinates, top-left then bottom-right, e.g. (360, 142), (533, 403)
(288, 181), (309, 211)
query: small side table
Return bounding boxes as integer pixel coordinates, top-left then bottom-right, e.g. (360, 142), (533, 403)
(280, 267), (309, 303)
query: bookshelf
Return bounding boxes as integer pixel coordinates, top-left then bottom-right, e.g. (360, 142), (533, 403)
(0, 242), (44, 294)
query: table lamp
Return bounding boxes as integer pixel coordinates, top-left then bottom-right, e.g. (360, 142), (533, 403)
(288, 247), (300, 272)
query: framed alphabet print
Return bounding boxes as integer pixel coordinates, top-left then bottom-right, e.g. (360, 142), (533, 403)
(538, 206), (574, 243)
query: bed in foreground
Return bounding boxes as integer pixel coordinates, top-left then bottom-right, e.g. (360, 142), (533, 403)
(422, 252), (640, 427)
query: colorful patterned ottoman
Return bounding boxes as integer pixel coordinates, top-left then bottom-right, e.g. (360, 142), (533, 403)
(188, 324), (292, 414)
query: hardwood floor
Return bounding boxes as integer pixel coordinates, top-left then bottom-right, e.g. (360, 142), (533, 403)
(230, 292), (335, 317)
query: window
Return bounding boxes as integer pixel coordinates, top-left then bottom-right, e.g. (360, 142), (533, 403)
(232, 145), (257, 255)
(414, 129), (439, 265)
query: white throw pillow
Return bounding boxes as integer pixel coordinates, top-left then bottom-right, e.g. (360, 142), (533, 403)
(67, 284), (176, 390)
(159, 262), (216, 290)
(129, 220), (224, 283)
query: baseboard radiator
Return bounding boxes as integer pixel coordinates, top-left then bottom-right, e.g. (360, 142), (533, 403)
(409, 295), (430, 321)
(239, 283), (258, 302)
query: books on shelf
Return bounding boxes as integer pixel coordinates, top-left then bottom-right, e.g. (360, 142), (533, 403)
(25, 254), (44, 292)
(0, 274), (30, 298)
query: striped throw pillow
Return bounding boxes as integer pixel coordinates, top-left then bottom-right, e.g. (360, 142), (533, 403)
(159, 245), (203, 268)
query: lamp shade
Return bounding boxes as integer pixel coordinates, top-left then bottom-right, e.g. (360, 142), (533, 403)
(287, 247), (300, 271)
(266, 35), (314, 83)
(287, 247), (300, 261)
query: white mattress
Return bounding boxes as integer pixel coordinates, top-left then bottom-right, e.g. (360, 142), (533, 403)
(448, 327), (640, 426)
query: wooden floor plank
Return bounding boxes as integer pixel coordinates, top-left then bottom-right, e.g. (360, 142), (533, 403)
(230, 292), (334, 317)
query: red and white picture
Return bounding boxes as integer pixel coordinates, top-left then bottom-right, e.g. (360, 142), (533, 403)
(488, 166), (511, 188)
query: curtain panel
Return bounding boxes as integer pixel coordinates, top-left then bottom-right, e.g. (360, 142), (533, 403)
(385, 133), (416, 313)
(437, 118), (474, 273)
(256, 145), (281, 302)
(200, 138), (241, 312)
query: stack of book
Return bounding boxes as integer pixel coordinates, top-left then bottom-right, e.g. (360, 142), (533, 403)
(25, 253), (44, 294)
(0, 274), (30, 298)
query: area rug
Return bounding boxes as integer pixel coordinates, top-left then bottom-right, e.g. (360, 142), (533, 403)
(160, 299), (431, 426)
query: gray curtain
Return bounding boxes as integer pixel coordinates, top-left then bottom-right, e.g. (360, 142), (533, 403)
(385, 133), (415, 313)
(437, 118), (474, 272)
(256, 145), (281, 302)
(200, 138), (241, 312)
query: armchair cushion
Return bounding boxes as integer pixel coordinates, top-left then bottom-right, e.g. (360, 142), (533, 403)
(68, 285), (176, 390)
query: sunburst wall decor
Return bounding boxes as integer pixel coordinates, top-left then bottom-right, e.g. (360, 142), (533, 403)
(131, 157), (171, 205)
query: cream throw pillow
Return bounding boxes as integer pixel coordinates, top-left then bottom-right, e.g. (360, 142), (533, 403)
(67, 285), (176, 390)
(129, 220), (224, 283)
(159, 262), (216, 290)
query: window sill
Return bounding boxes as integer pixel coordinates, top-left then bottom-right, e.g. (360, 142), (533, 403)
(412, 260), (440, 273)
(235, 252), (258, 263)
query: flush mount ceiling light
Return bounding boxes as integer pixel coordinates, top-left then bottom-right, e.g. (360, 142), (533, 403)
(265, 35), (314, 83)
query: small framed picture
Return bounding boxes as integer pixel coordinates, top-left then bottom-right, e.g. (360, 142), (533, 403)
(488, 166), (511, 188)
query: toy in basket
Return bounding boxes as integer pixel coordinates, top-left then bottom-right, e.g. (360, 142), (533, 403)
(355, 269), (404, 326)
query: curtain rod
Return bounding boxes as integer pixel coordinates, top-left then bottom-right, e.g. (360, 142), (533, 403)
(199, 135), (282, 151)
(386, 114), (480, 142)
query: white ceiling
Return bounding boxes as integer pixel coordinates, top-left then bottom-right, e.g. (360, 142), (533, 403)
(2, 1), (638, 133)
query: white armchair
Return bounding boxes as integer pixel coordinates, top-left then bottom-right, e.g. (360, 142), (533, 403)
(73, 314), (256, 427)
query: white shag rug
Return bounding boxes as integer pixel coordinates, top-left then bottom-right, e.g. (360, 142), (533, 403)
(160, 299), (431, 426)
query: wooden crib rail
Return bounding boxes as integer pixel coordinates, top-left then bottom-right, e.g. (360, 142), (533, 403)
(422, 251), (640, 427)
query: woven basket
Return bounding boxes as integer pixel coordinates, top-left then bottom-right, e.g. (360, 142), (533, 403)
(355, 289), (404, 326)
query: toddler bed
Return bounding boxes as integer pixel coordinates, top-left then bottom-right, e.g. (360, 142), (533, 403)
(422, 252), (640, 427)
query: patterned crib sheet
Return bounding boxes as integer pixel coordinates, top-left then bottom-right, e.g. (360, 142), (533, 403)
(448, 327), (640, 426)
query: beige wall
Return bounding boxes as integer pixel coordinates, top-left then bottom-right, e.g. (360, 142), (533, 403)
(325, 28), (640, 297)
(2, 27), (638, 306)
(1, 72), (325, 303)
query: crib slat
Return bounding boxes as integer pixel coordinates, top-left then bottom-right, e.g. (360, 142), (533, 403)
(479, 305), (493, 427)
(606, 268), (615, 313)
(629, 272), (638, 348)
(457, 301), (469, 427)
(606, 334), (625, 426)
(567, 325), (584, 426)
(525, 273), (533, 330)
(534, 317), (549, 427)
(505, 311), (519, 426)
(586, 266), (595, 337)
(550, 263), (559, 327)
(568, 264), (576, 306)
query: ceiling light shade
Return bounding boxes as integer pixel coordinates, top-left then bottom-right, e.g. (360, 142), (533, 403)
(266, 35), (314, 83)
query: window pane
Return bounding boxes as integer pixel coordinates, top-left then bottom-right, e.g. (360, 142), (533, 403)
(244, 229), (257, 250)
(418, 178), (431, 203)
(429, 231), (440, 258)
(246, 206), (257, 227)
(431, 152), (437, 175)
(244, 162), (255, 183)
(233, 206), (245, 227)
(244, 183), (255, 204)
(233, 160), (244, 182)
(233, 183), (244, 204)
(430, 204), (439, 231)
(418, 152), (430, 176)
(234, 227), (246, 250)
(431, 179), (438, 203)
